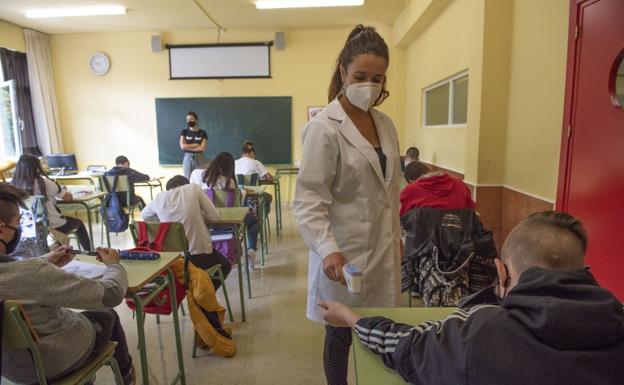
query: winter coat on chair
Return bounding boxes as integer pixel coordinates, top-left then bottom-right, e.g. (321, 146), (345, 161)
(401, 208), (498, 306)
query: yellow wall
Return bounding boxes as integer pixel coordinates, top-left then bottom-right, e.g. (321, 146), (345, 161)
(402, 0), (475, 175)
(502, 0), (568, 201)
(0, 19), (25, 52)
(49, 25), (400, 181)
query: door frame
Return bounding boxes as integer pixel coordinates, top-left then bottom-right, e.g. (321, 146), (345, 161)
(555, 0), (600, 211)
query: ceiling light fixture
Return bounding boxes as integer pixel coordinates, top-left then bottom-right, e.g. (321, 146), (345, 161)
(255, 0), (365, 10)
(25, 5), (127, 19)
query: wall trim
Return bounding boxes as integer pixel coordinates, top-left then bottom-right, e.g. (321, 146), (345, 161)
(475, 184), (555, 205)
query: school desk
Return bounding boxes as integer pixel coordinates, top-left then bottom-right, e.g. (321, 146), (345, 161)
(275, 167), (298, 212)
(215, 207), (251, 320)
(352, 307), (457, 385)
(244, 185), (269, 264)
(77, 252), (187, 385)
(57, 190), (110, 249)
(260, 176), (282, 237)
(135, 177), (164, 200)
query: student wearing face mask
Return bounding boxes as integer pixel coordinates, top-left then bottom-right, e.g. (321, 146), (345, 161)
(179, 111), (207, 178)
(293, 25), (401, 385)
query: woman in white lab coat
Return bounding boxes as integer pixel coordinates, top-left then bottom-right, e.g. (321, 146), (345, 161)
(293, 25), (401, 385)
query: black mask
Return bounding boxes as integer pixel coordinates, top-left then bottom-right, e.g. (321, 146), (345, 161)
(1, 224), (21, 254)
(187, 121), (196, 128)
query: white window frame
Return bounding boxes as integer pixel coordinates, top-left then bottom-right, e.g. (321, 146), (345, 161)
(423, 70), (469, 128)
(0, 79), (22, 159)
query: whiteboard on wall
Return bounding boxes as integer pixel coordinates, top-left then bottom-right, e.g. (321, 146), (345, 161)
(167, 42), (272, 79)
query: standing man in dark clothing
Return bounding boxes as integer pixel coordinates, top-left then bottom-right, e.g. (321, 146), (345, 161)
(179, 111), (207, 178)
(320, 211), (624, 385)
(105, 155), (150, 208)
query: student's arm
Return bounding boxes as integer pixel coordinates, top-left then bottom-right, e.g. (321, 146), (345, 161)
(28, 249), (129, 310)
(257, 161), (274, 181)
(127, 168), (150, 183)
(45, 177), (72, 201)
(320, 301), (491, 385)
(197, 185), (220, 223)
(140, 201), (158, 220)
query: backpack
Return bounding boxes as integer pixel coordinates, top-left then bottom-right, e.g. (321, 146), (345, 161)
(125, 222), (186, 315)
(11, 196), (49, 259)
(100, 176), (129, 232)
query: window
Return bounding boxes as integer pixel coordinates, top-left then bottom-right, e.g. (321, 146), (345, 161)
(424, 71), (469, 127)
(0, 79), (21, 159)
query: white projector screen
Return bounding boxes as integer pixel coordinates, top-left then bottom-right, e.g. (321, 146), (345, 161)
(168, 43), (272, 79)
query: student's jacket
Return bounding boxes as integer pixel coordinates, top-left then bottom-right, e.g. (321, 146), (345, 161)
(172, 260), (236, 357)
(355, 267), (624, 385)
(293, 98), (402, 322)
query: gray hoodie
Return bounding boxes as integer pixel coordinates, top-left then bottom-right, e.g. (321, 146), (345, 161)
(0, 254), (128, 383)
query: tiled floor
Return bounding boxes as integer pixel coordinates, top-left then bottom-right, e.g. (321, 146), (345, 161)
(92, 207), (354, 385)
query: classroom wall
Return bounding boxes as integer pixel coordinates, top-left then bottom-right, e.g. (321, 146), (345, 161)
(49, 25), (400, 182)
(502, 0), (568, 201)
(0, 19), (25, 52)
(402, 0), (475, 176)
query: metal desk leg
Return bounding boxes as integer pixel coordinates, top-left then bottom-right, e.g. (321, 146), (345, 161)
(130, 292), (150, 385)
(81, 202), (94, 250)
(243, 224), (252, 299)
(235, 225), (247, 321)
(166, 269), (187, 385)
(275, 180), (282, 234)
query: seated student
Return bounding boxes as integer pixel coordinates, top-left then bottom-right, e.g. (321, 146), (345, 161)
(104, 155), (150, 208)
(189, 161), (210, 189)
(11, 154), (91, 251)
(320, 211), (624, 385)
(140, 175), (232, 289)
(400, 161), (475, 216)
(0, 183), (135, 385)
(235, 146), (274, 213)
(201, 152), (260, 269)
(401, 146), (420, 171)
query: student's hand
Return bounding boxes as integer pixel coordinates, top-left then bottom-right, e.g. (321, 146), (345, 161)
(323, 252), (348, 285)
(318, 301), (361, 327)
(45, 245), (73, 267)
(96, 247), (120, 265)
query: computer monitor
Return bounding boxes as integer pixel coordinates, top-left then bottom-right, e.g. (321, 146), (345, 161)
(46, 153), (78, 171)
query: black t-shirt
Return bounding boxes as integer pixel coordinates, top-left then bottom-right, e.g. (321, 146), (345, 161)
(180, 128), (207, 153)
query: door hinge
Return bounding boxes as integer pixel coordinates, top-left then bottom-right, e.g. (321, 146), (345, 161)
(575, 25), (579, 40)
(567, 125), (572, 138)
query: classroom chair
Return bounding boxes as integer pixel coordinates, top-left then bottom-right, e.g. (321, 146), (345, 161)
(236, 173), (260, 186)
(99, 175), (143, 218)
(128, 221), (233, 324)
(1, 301), (124, 385)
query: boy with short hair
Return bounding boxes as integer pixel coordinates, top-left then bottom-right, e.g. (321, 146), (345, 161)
(105, 155), (150, 207)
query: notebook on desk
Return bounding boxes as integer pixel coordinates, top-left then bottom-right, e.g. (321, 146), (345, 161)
(62, 260), (107, 279)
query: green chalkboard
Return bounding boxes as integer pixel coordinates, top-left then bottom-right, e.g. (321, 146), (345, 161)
(155, 97), (292, 165)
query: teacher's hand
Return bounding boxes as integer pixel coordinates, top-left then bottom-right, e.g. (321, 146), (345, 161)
(323, 252), (348, 285)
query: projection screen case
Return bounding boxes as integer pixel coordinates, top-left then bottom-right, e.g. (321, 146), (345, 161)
(167, 42), (273, 79)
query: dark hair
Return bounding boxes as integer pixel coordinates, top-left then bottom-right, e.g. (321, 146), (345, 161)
(186, 111), (198, 120)
(502, 211), (588, 274)
(242, 146), (255, 155)
(203, 152), (236, 188)
(166, 175), (190, 191)
(0, 183), (27, 223)
(404, 161), (430, 183)
(243, 140), (253, 147)
(328, 24), (390, 105)
(405, 147), (420, 160)
(115, 155), (129, 166)
(11, 154), (50, 201)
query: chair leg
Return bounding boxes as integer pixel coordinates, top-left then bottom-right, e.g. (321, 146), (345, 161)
(180, 301), (186, 316)
(192, 332), (198, 358)
(107, 356), (125, 385)
(217, 267), (234, 322)
(156, 314), (160, 324)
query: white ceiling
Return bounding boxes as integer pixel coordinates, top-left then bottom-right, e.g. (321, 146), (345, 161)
(0, 0), (406, 34)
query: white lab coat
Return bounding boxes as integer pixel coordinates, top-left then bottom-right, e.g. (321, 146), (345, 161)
(293, 99), (401, 322)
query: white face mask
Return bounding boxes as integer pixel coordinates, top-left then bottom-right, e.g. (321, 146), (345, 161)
(342, 77), (383, 111)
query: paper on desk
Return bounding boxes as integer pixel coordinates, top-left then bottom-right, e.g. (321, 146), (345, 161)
(62, 260), (107, 279)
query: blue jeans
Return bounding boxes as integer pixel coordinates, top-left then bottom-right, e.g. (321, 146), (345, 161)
(244, 213), (259, 251)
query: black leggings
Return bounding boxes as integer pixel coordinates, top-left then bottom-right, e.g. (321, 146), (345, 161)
(56, 216), (91, 251)
(324, 325), (352, 385)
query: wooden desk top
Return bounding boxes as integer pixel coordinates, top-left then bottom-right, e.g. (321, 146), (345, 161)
(352, 307), (457, 385)
(75, 252), (182, 292)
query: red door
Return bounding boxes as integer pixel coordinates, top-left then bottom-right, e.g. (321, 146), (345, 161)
(557, 0), (624, 299)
